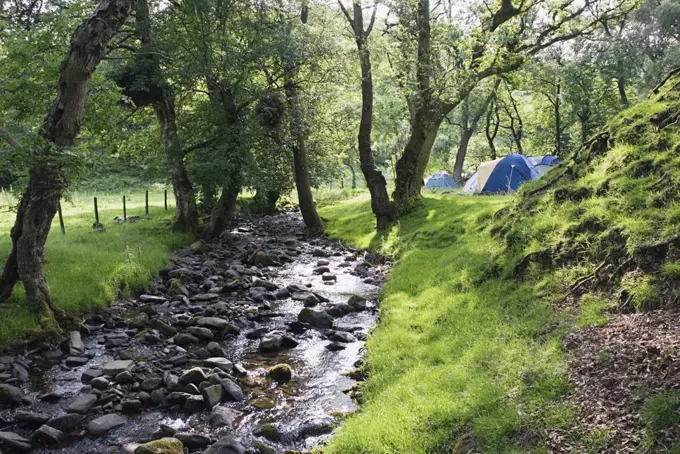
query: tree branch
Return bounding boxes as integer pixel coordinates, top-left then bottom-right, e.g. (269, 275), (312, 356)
(0, 124), (22, 152)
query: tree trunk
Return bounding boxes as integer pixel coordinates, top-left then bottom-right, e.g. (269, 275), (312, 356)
(346, 162), (356, 189)
(205, 170), (241, 239)
(555, 82), (562, 155)
(453, 129), (473, 183)
(617, 78), (629, 108)
(283, 8), (323, 235)
(153, 95), (199, 234)
(254, 189), (280, 214)
(486, 100), (499, 160)
(0, 0), (133, 331)
(135, 0), (198, 234)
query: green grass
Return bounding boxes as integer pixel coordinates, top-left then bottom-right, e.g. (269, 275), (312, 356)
(0, 190), (191, 348)
(320, 194), (572, 453)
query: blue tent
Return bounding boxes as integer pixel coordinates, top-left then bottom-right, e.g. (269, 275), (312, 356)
(464, 154), (540, 194)
(528, 155), (561, 166)
(425, 171), (458, 190)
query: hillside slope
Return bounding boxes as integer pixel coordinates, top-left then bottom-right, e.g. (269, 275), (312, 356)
(320, 75), (680, 453)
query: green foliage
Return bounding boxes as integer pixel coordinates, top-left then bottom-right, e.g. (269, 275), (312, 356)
(577, 294), (611, 328)
(641, 390), (680, 433)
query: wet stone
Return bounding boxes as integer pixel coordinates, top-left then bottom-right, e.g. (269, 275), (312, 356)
(249, 396), (276, 409)
(139, 295), (167, 304)
(66, 393), (97, 414)
(298, 308), (333, 329)
(175, 432), (211, 449)
(206, 342), (225, 357)
(115, 370), (134, 384)
(46, 413), (84, 432)
(202, 384), (223, 408)
(32, 424), (64, 445)
(204, 436), (246, 454)
(134, 438), (184, 454)
(332, 331), (357, 343)
(69, 331), (85, 356)
(87, 413), (126, 436)
(81, 368), (102, 383)
(210, 406), (242, 427)
(0, 383), (24, 406)
(0, 431), (31, 451)
(187, 326), (214, 340)
(326, 342), (347, 351)
(103, 360), (134, 376)
(204, 357), (233, 372)
(179, 367), (207, 386)
(173, 333), (199, 347)
(141, 377), (163, 392)
(184, 395), (205, 413)
(322, 272), (337, 282)
(220, 378), (244, 402)
(65, 356), (89, 367)
(14, 411), (51, 425)
(122, 399), (143, 413)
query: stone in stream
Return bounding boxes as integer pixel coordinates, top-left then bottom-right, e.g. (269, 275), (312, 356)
(327, 303), (354, 318)
(186, 326), (214, 340)
(313, 266), (330, 275)
(252, 279), (278, 290)
(46, 413), (85, 431)
(66, 393), (97, 414)
(197, 317), (240, 334)
(149, 319), (177, 336)
(254, 423), (282, 442)
(245, 327), (269, 340)
(332, 331), (357, 343)
(219, 378), (244, 402)
(248, 250), (277, 267)
(141, 377), (163, 392)
(322, 272), (337, 282)
(0, 383), (24, 406)
(207, 342), (225, 357)
(139, 295), (167, 304)
(115, 370), (135, 384)
(150, 389), (166, 406)
(173, 333), (199, 347)
(326, 342), (346, 351)
(184, 395), (205, 413)
(203, 436), (246, 454)
(210, 407), (242, 427)
(32, 424), (64, 445)
(81, 368), (102, 383)
(12, 363), (29, 382)
(0, 431), (32, 451)
(267, 364), (292, 383)
(249, 396), (276, 409)
(174, 433), (211, 450)
(103, 360), (134, 376)
(87, 413), (126, 436)
(134, 438), (184, 454)
(201, 384), (223, 408)
(179, 367), (207, 386)
(316, 259), (330, 266)
(204, 357), (233, 372)
(69, 331), (85, 355)
(298, 308), (333, 329)
(122, 399), (143, 413)
(89, 376), (110, 390)
(303, 293), (321, 307)
(348, 294), (368, 311)
(65, 356), (89, 367)
(14, 411), (51, 425)
(312, 249), (329, 258)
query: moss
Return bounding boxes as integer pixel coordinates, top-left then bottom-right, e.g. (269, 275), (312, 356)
(168, 278), (183, 296)
(134, 437), (184, 454)
(250, 397), (276, 409)
(267, 363), (293, 383)
(254, 423), (282, 442)
(252, 440), (275, 454)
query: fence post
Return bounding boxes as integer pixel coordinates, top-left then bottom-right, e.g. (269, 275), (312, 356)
(164, 189), (168, 211)
(94, 197), (100, 226)
(145, 190), (149, 215)
(123, 195), (127, 222)
(57, 202), (65, 234)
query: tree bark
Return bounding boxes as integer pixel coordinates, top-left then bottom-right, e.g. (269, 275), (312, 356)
(340, 0), (395, 230)
(346, 162), (356, 189)
(453, 129), (473, 183)
(254, 189), (280, 214)
(284, 8), (324, 235)
(205, 168), (241, 239)
(486, 99), (500, 159)
(555, 82), (562, 155)
(0, 0), (133, 330)
(135, 0), (198, 234)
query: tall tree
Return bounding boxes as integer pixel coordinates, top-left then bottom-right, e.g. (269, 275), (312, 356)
(0, 0), (134, 331)
(339, 0), (396, 230)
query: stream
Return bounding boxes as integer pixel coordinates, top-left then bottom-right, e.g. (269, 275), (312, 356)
(0, 212), (389, 454)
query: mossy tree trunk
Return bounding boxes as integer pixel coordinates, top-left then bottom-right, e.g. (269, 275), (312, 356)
(0, 0), (134, 331)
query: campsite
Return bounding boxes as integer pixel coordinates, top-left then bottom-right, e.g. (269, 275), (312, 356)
(1, 0), (680, 453)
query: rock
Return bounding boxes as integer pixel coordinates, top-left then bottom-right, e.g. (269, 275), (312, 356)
(127, 312), (149, 329)
(0, 383), (24, 406)
(139, 295), (167, 304)
(69, 331), (85, 355)
(313, 266), (330, 275)
(179, 367), (207, 386)
(202, 384), (223, 408)
(150, 319), (177, 336)
(66, 393), (97, 414)
(174, 432), (211, 449)
(245, 327), (269, 340)
(103, 360), (134, 376)
(190, 240), (206, 253)
(203, 436), (246, 454)
(248, 250), (277, 267)
(90, 377), (110, 390)
(316, 259), (330, 266)
(46, 413), (84, 432)
(322, 272), (337, 282)
(327, 303), (354, 318)
(254, 424), (281, 442)
(134, 438), (184, 454)
(65, 356), (89, 367)
(303, 293), (320, 307)
(204, 357), (233, 372)
(150, 389), (166, 406)
(14, 411), (51, 425)
(81, 368), (103, 383)
(198, 317), (239, 334)
(206, 342), (224, 357)
(312, 249), (328, 257)
(194, 293), (219, 302)
(173, 333), (199, 346)
(122, 399), (143, 413)
(184, 395), (205, 413)
(258, 334), (282, 351)
(331, 331), (357, 343)
(209, 407), (242, 427)
(326, 342), (346, 351)
(298, 308), (333, 329)
(347, 294), (368, 311)
(32, 424), (64, 445)
(87, 413), (126, 436)
(219, 378), (245, 402)
(187, 326), (214, 340)
(252, 279), (278, 290)
(267, 364), (292, 383)
(249, 397), (276, 409)
(115, 370), (134, 384)
(141, 377), (163, 392)
(0, 431), (31, 451)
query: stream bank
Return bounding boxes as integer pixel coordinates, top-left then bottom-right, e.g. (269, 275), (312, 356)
(0, 212), (389, 454)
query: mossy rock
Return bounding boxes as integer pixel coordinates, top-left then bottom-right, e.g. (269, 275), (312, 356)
(168, 278), (184, 297)
(254, 423), (282, 442)
(250, 397), (276, 409)
(252, 440), (275, 454)
(134, 437), (184, 454)
(267, 363), (293, 383)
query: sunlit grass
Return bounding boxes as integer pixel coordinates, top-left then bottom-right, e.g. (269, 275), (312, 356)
(0, 190), (191, 348)
(320, 193), (571, 453)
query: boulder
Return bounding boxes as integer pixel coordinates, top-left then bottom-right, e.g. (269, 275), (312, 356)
(298, 308), (333, 329)
(87, 413), (126, 436)
(201, 384), (223, 408)
(150, 319), (177, 336)
(134, 438), (184, 454)
(0, 383), (24, 406)
(347, 294), (368, 311)
(32, 424), (64, 445)
(173, 333), (199, 347)
(219, 378), (244, 402)
(174, 432), (211, 449)
(66, 393), (97, 414)
(248, 250), (277, 267)
(186, 326), (214, 340)
(204, 357), (233, 372)
(209, 407), (242, 427)
(0, 431), (31, 451)
(203, 436), (246, 454)
(14, 411), (51, 425)
(267, 364), (292, 383)
(69, 331), (85, 355)
(46, 413), (84, 431)
(102, 360), (134, 376)
(179, 367), (207, 386)
(65, 356), (89, 367)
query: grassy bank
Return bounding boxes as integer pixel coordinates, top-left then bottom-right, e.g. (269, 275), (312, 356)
(0, 191), (191, 348)
(320, 194), (572, 453)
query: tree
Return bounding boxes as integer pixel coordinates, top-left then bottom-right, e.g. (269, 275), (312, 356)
(339, 0), (396, 230)
(0, 0), (134, 332)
